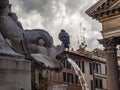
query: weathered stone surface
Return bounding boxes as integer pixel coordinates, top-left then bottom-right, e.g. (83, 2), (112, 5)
(48, 84), (67, 90)
(0, 33), (24, 58)
(0, 57), (31, 90)
(0, 0), (64, 90)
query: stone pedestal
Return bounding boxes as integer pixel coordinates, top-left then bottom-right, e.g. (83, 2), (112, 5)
(0, 56), (31, 90)
(31, 62), (51, 90)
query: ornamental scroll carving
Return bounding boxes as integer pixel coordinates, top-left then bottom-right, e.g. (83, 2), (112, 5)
(98, 37), (118, 53)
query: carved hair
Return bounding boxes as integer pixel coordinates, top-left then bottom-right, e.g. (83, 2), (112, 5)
(25, 29), (53, 47)
(36, 37), (46, 46)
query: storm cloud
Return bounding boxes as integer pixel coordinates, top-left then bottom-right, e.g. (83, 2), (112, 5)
(9, 0), (103, 51)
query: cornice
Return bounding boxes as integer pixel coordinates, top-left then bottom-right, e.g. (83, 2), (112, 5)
(86, 0), (120, 20)
(86, 0), (106, 16)
(92, 6), (120, 20)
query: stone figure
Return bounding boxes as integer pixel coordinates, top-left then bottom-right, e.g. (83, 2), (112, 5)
(0, 0), (64, 71)
(24, 29), (64, 71)
(0, 0), (28, 56)
(24, 29), (53, 53)
(8, 4), (24, 29)
(0, 0), (65, 90)
(59, 29), (70, 50)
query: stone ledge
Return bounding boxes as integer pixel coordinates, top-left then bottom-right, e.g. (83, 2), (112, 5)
(0, 58), (31, 71)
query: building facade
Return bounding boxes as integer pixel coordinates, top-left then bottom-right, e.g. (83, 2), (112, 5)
(86, 0), (120, 90)
(92, 48), (107, 90)
(48, 47), (120, 90)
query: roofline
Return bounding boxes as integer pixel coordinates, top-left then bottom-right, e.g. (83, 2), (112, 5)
(93, 58), (106, 64)
(64, 51), (120, 66)
(86, 0), (106, 16)
(64, 51), (93, 61)
(86, 0), (120, 20)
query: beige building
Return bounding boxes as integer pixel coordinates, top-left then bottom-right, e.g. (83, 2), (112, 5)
(48, 46), (120, 90)
(75, 47), (108, 90)
(91, 48), (107, 90)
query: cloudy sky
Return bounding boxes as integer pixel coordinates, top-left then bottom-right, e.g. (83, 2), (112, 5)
(9, 0), (103, 51)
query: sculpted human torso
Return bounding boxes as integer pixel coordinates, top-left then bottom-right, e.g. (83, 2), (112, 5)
(37, 39), (48, 55)
(30, 38), (64, 70)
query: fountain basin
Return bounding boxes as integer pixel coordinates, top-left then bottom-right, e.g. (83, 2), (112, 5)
(0, 57), (31, 90)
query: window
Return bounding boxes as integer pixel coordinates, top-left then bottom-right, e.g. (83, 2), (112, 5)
(95, 78), (98, 88)
(63, 72), (66, 82)
(105, 65), (107, 74)
(89, 63), (93, 75)
(67, 73), (73, 83)
(66, 60), (71, 70)
(95, 78), (103, 89)
(99, 79), (103, 88)
(76, 61), (85, 73)
(76, 61), (81, 68)
(61, 59), (66, 68)
(82, 61), (85, 73)
(91, 80), (93, 90)
(61, 59), (71, 70)
(94, 63), (101, 74)
(119, 70), (120, 77)
(75, 75), (80, 84)
(119, 69), (120, 86)
(63, 72), (73, 83)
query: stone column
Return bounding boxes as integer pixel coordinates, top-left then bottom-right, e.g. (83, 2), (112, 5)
(99, 37), (120, 90)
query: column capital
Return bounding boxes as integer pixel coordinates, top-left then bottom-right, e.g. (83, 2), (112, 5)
(98, 37), (117, 53)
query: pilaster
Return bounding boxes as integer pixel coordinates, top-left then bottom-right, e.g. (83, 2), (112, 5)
(99, 37), (119, 90)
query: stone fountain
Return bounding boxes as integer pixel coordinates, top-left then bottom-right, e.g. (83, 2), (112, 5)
(0, 0), (64, 90)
